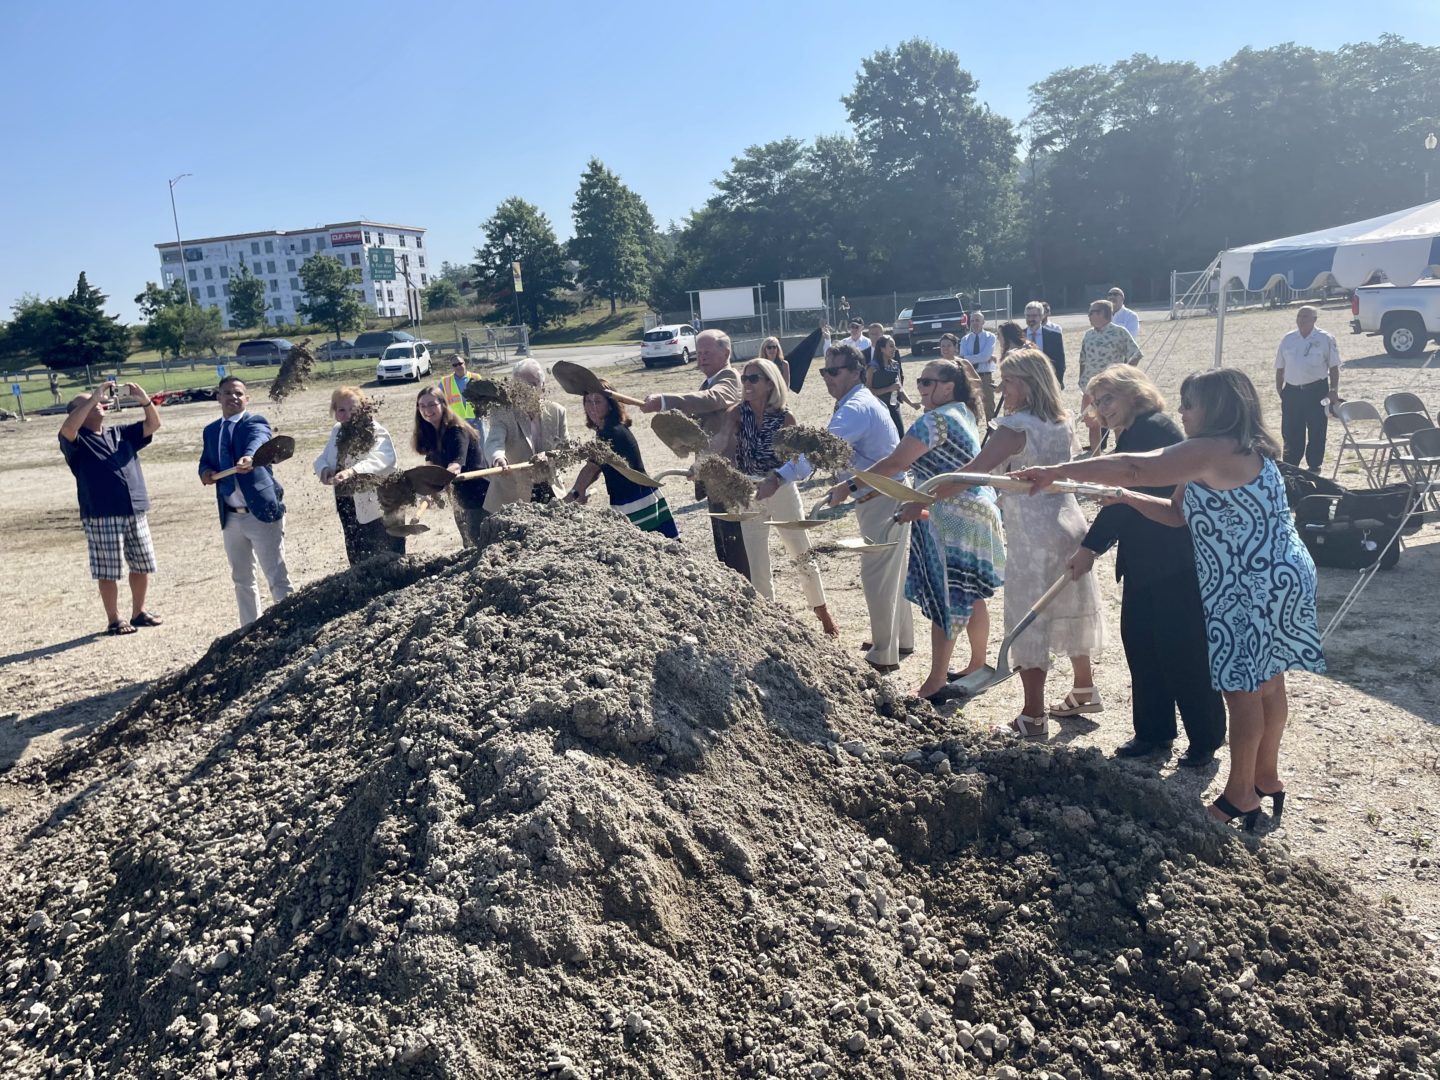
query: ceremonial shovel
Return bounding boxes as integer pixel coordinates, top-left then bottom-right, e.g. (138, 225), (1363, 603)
(549, 360), (645, 407)
(210, 435), (295, 480)
(386, 498), (438, 537)
(927, 573), (1072, 705)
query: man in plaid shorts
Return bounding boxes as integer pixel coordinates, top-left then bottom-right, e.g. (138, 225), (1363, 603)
(59, 381), (163, 635)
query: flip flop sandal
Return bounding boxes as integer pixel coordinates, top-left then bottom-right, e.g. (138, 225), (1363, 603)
(1047, 689), (1103, 717)
(130, 611), (163, 627)
(107, 620), (136, 636)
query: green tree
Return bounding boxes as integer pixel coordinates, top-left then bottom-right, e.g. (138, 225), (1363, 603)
(437, 260), (471, 285)
(297, 256), (365, 341)
(570, 158), (656, 314)
(423, 278), (462, 312)
(228, 263), (269, 330)
(134, 279), (190, 322)
(474, 198), (573, 329)
(18, 274), (132, 372)
(141, 303), (225, 359)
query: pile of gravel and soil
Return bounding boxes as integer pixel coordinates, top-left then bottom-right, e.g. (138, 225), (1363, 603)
(3, 505), (1439, 1079)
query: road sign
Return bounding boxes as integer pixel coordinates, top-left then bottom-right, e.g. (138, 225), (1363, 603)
(216, 364), (227, 379)
(368, 248), (396, 282)
(511, 260), (524, 294)
(10, 382), (20, 398)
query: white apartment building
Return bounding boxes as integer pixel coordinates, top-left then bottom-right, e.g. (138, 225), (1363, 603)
(155, 221), (429, 327)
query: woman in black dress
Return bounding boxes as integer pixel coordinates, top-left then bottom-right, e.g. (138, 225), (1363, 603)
(412, 386), (489, 548)
(566, 392), (679, 538)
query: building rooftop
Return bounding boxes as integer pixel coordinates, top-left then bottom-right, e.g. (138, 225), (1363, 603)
(155, 221), (426, 250)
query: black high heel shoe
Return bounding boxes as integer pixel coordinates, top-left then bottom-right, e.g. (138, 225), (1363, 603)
(1255, 786), (1286, 822)
(1210, 794), (1261, 832)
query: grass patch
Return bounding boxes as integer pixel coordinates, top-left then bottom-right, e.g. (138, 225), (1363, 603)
(530, 303), (648, 348)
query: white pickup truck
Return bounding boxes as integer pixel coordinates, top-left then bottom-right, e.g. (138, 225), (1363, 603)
(1349, 280), (1440, 357)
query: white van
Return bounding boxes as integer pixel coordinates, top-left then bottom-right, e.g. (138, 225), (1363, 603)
(641, 324), (697, 368)
(376, 341), (433, 382)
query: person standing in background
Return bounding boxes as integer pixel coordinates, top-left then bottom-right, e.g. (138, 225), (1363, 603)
(958, 310), (998, 423)
(1274, 305), (1342, 472)
(1107, 287), (1139, 340)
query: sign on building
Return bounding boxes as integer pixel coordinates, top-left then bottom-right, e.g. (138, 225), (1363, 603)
(368, 249), (396, 281)
(330, 230), (363, 247)
(183, 248), (205, 262)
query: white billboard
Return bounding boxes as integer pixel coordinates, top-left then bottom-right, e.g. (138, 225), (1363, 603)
(697, 287), (757, 321)
(781, 277), (824, 310)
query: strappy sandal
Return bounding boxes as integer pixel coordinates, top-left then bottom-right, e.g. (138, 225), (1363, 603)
(106, 620), (136, 636)
(130, 611), (163, 627)
(1048, 688), (1104, 717)
(1210, 793), (1260, 832)
(999, 713), (1049, 738)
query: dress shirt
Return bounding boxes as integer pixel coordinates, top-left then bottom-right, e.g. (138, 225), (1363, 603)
(221, 413), (248, 509)
(959, 330), (997, 372)
(1275, 327), (1340, 385)
(847, 335), (872, 355)
(826, 384), (902, 481)
(1024, 324), (1046, 347)
(1112, 306), (1139, 339)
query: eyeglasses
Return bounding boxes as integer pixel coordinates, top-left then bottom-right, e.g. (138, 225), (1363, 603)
(820, 366), (854, 378)
(741, 373), (768, 384)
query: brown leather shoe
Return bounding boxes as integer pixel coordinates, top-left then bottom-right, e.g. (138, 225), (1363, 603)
(866, 659), (900, 674)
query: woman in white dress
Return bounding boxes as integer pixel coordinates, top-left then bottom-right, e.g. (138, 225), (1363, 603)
(933, 348), (1106, 735)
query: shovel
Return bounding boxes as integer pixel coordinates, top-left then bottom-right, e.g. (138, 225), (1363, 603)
(404, 464), (456, 495)
(453, 461), (539, 483)
(920, 471), (1124, 499)
(651, 411), (711, 457)
(550, 360), (645, 407)
(210, 435), (295, 480)
(853, 469), (937, 505)
(386, 497), (438, 537)
(770, 490), (866, 531)
(927, 573), (1073, 705)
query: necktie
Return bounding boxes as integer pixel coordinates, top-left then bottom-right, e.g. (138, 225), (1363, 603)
(219, 421), (235, 469)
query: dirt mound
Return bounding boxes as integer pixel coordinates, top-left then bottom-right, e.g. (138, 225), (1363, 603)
(3, 507), (1439, 1078)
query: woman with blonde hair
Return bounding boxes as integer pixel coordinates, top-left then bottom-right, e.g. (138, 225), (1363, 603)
(932, 348), (1106, 735)
(757, 336), (791, 390)
(1066, 365), (1224, 765)
(314, 385), (403, 563)
(712, 356), (838, 636)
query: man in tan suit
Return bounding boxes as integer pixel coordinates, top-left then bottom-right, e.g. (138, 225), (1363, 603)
(641, 329), (747, 576)
(483, 359), (569, 512)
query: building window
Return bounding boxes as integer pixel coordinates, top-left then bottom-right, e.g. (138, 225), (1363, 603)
(386, 289), (394, 302)
(290, 277), (300, 291)
(363, 231), (371, 244)
(285, 259), (294, 272)
(398, 235), (406, 247)
(219, 265), (229, 279)
(421, 272), (428, 285)
(317, 236), (327, 250)
(415, 236), (423, 249)
(266, 260), (276, 274)
(203, 266), (213, 280)
(222, 284), (230, 296)
(270, 280), (279, 292)
(251, 242), (260, 255)
(264, 240), (274, 254)
(350, 253), (361, 266)
(301, 238), (311, 252)
(191, 288), (200, 301)
(206, 285), (216, 298)
(252, 262), (262, 275)
(377, 233), (385, 246)
(417, 255), (425, 268)
(188, 268), (198, 282)
(273, 297), (283, 310)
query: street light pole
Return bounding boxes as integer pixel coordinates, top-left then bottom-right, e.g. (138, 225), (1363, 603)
(168, 173), (193, 306)
(1425, 132), (1437, 202)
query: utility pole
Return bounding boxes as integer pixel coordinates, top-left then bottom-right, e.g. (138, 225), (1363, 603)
(168, 173), (193, 306)
(1426, 132), (1437, 202)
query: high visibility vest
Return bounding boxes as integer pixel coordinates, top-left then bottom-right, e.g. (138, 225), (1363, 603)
(439, 371), (476, 420)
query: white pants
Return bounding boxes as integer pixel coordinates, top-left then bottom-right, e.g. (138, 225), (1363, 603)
(855, 494), (915, 665)
(222, 512), (293, 627)
(739, 481), (826, 608)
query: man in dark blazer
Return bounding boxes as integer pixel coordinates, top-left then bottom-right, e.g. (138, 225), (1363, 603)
(199, 376), (293, 627)
(1023, 301), (1067, 387)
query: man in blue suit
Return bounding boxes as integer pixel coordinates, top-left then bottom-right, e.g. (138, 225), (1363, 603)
(199, 376), (293, 627)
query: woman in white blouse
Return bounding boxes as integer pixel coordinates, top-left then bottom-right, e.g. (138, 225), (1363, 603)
(313, 385), (403, 564)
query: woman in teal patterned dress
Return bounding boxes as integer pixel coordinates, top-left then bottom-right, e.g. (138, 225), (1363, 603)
(864, 360), (1005, 699)
(1013, 368), (1324, 831)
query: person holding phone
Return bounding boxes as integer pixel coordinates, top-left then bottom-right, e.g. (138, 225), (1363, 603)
(58, 381), (164, 635)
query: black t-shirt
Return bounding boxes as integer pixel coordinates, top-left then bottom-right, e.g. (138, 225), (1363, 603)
(426, 423), (487, 508)
(59, 421), (152, 518)
(599, 424), (653, 506)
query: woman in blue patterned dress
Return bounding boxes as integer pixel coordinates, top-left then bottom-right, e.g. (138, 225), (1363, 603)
(1012, 368), (1323, 831)
(865, 360), (1005, 699)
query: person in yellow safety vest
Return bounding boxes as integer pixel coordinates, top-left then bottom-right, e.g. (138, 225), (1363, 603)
(438, 355), (482, 432)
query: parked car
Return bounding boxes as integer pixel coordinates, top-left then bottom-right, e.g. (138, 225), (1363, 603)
(353, 330), (417, 358)
(375, 341), (433, 382)
(893, 307), (912, 346)
(641, 324), (697, 368)
(235, 338), (294, 366)
(906, 296), (969, 354)
(1350, 280), (1440, 357)
(316, 338), (355, 360)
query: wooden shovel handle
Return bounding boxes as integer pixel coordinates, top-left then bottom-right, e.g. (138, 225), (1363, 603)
(211, 464), (244, 481)
(607, 389), (645, 407)
(454, 461), (539, 482)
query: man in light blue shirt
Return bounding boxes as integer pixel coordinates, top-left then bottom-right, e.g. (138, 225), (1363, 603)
(1107, 287), (1139, 339)
(817, 342), (914, 672)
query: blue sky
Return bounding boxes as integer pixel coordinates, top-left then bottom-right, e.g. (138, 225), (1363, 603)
(2, 0), (1434, 323)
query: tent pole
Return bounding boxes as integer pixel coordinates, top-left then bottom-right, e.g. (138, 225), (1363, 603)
(1212, 257), (1226, 369)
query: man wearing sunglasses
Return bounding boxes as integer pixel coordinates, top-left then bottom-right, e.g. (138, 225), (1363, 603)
(1275, 305), (1343, 472)
(817, 343), (915, 672)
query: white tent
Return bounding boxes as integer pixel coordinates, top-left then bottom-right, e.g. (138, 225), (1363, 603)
(1212, 199), (1440, 366)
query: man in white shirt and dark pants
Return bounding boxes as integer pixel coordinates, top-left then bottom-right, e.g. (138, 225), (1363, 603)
(1275, 305), (1343, 472)
(1107, 288), (1139, 340)
(958, 310), (997, 422)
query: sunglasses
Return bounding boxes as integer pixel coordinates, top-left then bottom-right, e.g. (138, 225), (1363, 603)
(820, 366), (854, 378)
(763, 344), (780, 351)
(741, 373), (768, 384)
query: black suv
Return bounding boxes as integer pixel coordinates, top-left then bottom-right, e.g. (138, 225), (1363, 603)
(235, 338), (295, 366)
(353, 330), (417, 358)
(907, 295), (969, 354)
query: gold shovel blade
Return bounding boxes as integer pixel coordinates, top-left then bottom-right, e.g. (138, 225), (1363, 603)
(853, 469), (936, 505)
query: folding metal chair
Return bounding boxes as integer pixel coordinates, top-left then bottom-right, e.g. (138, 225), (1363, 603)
(1381, 412), (1431, 484)
(1331, 400), (1390, 484)
(1396, 425), (1440, 513)
(1384, 391), (1427, 417)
